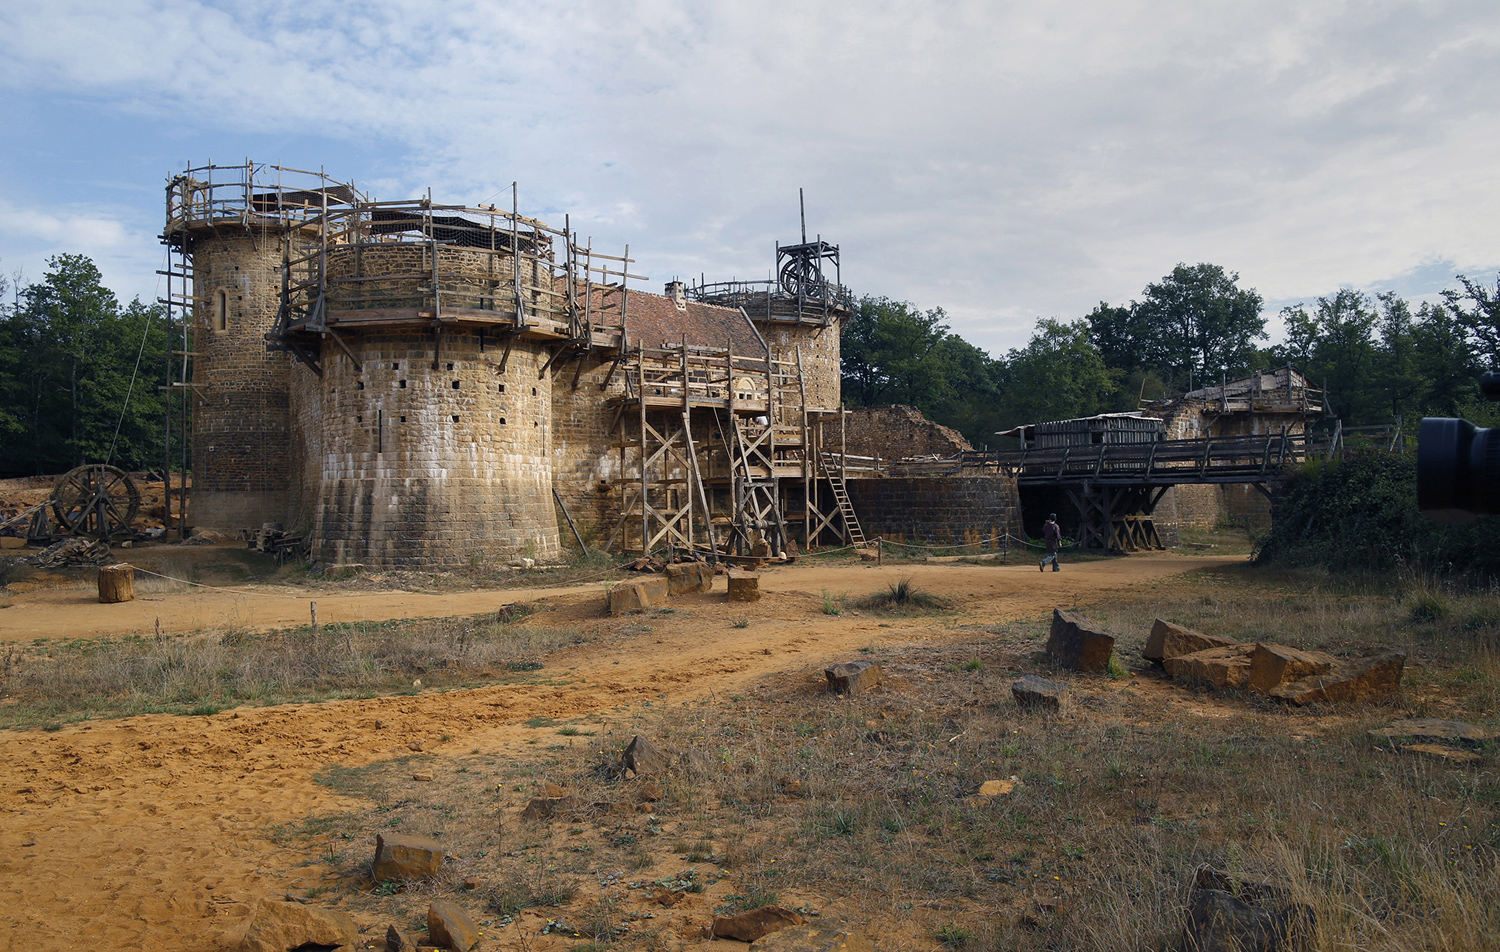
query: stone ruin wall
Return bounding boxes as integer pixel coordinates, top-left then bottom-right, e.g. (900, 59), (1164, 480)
(189, 232), (294, 530)
(837, 405), (973, 461)
(289, 330), (560, 566)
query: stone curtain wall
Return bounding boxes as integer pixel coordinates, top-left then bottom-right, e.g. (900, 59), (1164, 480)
(290, 329), (560, 567)
(837, 405), (974, 461)
(844, 474), (1022, 546)
(189, 232), (294, 529)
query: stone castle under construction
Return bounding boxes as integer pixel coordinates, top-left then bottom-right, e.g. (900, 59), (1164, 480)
(162, 162), (871, 567)
(159, 162), (1325, 568)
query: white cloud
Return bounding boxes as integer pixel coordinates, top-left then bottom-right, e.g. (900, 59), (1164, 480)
(0, 0), (1497, 354)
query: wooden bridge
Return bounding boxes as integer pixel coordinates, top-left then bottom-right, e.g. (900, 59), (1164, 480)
(987, 430), (1341, 552)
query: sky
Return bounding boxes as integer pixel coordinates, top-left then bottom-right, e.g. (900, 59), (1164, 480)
(1, 0), (1497, 356)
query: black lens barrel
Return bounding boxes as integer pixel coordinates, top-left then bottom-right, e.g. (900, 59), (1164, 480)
(1418, 417), (1500, 519)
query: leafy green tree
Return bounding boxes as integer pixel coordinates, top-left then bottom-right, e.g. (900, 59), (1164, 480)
(923, 334), (1004, 447)
(1411, 301), (1481, 419)
(0, 255), (167, 473)
(1443, 273), (1500, 366)
(1133, 263), (1266, 386)
(841, 296), (958, 410)
(1084, 301), (1150, 374)
(1279, 289), (1384, 425)
(992, 319), (1114, 432)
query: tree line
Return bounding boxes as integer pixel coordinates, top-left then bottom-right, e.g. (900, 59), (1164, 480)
(842, 263), (1500, 448)
(5, 252), (1499, 477)
(0, 255), (174, 476)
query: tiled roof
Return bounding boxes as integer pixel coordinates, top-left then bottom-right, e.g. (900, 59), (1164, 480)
(582, 286), (765, 355)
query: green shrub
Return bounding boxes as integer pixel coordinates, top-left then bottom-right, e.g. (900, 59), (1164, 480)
(1254, 451), (1500, 580)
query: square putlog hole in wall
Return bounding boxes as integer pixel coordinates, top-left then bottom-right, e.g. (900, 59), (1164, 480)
(452, 380), (460, 389)
(399, 380), (407, 388)
(452, 415), (460, 423)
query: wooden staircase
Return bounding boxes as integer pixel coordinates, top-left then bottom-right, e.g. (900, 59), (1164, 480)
(819, 452), (867, 547)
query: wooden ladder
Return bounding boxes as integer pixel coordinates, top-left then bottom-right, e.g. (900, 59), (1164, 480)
(819, 452), (867, 547)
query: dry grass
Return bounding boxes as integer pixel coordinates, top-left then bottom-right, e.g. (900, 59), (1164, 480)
(0, 605), (584, 729)
(265, 567), (1498, 951)
(853, 576), (953, 613)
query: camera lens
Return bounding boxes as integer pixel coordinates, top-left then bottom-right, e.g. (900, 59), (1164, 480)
(1418, 417), (1500, 520)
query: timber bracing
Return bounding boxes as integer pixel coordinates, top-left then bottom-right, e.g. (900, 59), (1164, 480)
(996, 430), (1311, 553)
(605, 344), (860, 557)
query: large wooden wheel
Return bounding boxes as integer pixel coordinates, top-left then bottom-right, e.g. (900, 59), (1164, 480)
(50, 464), (140, 539)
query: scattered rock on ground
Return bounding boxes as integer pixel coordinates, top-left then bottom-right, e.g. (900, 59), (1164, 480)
(825, 660), (883, 695)
(728, 572), (761, 602)
(1368, 718), (1499, 747)
(749, 920), (874, 952)
(372, 832), (444, 883)
(1045, 609), (1116, 672)
(1248, 643), (1333, 694)
(1268, 649), (1406, 705)
(1142, 619), (1238, 664)
(713, 906), (805, 942)
(1164, 644), (1257, 689)
(1192, 865), (1292, 906)
(624, 734), (674, 775)
(637, 781), (665, 802)
(1011, 674), (1067, 711)
(1183, 887), (1312, 952)
(665, 561), (715, 595)
(521, 795), (589, 820)
(609, 576), (670, 615)
(386, 923), (419, 952)
(977, 778), (1018, 797)
(1399, 743), (1483, 765)
(428, 900), (480, 951)
(235, 899), (357, 952)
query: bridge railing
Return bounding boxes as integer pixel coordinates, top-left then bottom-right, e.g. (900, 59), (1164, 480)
(991, 432), (1319, 484)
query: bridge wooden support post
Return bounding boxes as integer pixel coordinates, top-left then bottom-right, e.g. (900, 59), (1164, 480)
(1066, 484), (1169, 553)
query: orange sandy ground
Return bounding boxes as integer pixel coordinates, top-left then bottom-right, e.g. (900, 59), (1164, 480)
(0, 552), (1234, 951)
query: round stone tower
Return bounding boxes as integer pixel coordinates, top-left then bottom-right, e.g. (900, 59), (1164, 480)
(163, 164), (354, 531)
(278, 204), (566, 566)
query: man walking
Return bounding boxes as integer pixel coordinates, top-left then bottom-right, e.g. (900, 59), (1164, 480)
(1040, 513), (1061, 572)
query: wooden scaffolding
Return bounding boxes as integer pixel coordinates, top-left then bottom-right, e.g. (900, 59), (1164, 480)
(605, 342), (860, 558)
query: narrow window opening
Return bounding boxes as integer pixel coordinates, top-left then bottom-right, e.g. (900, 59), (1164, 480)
(214, 290), (228, 331)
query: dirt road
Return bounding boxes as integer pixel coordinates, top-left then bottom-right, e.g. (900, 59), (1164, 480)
(0, 553), (1234, 951)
